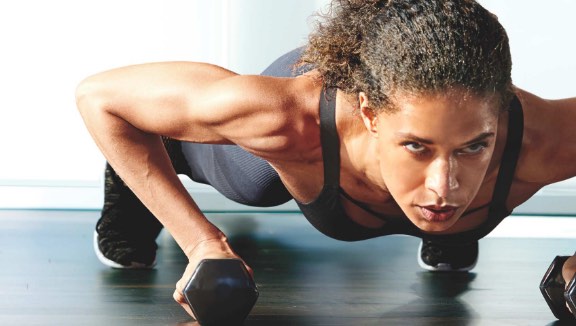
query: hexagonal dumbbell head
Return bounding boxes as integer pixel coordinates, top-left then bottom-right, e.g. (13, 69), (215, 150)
(540, 256), (575, 321)
(183, 259), (259, 326)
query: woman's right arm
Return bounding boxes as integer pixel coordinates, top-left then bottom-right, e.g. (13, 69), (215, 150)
(75, 61), (297, 315)
(76, 62), (239, 255)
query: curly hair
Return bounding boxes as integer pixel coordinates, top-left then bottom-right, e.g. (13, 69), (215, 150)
(300, 0), (513, 113)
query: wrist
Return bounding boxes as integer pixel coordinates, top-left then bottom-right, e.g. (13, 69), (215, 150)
(182, 231), (229, 260)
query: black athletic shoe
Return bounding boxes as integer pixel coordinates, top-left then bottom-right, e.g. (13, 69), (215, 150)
(94, 163), (163, 269)
(418, 240), (479, 272)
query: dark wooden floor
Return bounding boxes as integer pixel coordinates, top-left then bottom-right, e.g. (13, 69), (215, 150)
(0, 210), (574, 326)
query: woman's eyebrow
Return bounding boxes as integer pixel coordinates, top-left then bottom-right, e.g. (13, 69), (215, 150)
(461, 132), (495, 146)
(394, 133), (434, 144)
(394, 132), (495, 145)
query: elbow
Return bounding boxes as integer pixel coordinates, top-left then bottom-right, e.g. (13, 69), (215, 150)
(75, 75), (106, 119)
(75, 76), (95, 112)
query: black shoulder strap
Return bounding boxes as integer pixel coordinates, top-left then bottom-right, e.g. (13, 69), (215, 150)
(489, 96), (524, 211)
(319, 87), (340, 187)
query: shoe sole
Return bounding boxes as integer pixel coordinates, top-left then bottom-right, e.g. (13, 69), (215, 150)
(93, 231), (156, 269)
(417, 241), (477, 272)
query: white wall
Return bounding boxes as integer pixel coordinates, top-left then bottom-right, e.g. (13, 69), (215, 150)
(477, 0), (576, 215)
(1, 0), (575, 213)
(0, 0), (328, 209)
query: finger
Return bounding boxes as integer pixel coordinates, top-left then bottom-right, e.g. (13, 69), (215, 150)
(173, 289), (196, 318)
(175, 321), (200, 326)
(246, 263), (255, 278)
(180, 302), (195, 319)
(175, 278), (187, 295)
(562, 256), (576, 285)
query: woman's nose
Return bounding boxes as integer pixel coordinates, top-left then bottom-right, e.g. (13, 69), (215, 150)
(425, 157), (459, 199)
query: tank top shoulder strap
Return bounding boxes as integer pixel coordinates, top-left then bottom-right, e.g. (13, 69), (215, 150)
(319, 87), (340, 187)
(488, 95), (524, 215)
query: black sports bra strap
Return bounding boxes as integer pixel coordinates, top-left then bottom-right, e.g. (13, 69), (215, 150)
(490, 96), (524, 209)
(319, 87), (340, 187)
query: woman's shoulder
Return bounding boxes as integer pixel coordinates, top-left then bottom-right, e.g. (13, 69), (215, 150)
(514, 88), (576, 186)
(223, 74), (324, 161)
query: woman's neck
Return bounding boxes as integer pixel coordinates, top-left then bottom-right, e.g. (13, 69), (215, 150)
(335, 90), (389, 195)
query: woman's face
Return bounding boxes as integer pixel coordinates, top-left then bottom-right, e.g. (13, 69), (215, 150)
(360, 89), (500, 233)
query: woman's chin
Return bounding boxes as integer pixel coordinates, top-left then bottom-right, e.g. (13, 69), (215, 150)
(409, 213), (460, 233)
(416, 221), (454, 233)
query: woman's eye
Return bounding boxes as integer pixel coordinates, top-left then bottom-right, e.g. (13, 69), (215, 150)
(403, 142), (427, 154)
(460, 142), (487, 154)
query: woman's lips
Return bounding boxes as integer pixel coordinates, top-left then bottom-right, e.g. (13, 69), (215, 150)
(419, 206), (457, 222)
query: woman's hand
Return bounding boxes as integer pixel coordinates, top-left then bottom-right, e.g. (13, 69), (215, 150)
(562, 254), (576, 314)
(563, 254), (576, 286)
(172, 237), (253, 318)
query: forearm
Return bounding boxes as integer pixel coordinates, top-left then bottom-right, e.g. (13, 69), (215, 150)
(77, 91), (223, 257)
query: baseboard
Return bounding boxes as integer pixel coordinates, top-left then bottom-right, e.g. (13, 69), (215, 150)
(1, 178), (575, 215)
(0, 178), (299, 212)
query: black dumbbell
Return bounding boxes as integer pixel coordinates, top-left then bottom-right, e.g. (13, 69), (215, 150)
(539, 255), (576, 320)
(183, 259), (259, 326)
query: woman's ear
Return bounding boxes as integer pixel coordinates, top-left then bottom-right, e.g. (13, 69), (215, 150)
(359, 92), (379, 137)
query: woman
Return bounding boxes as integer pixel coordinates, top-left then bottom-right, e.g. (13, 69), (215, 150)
(76, 0), (576, 317)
